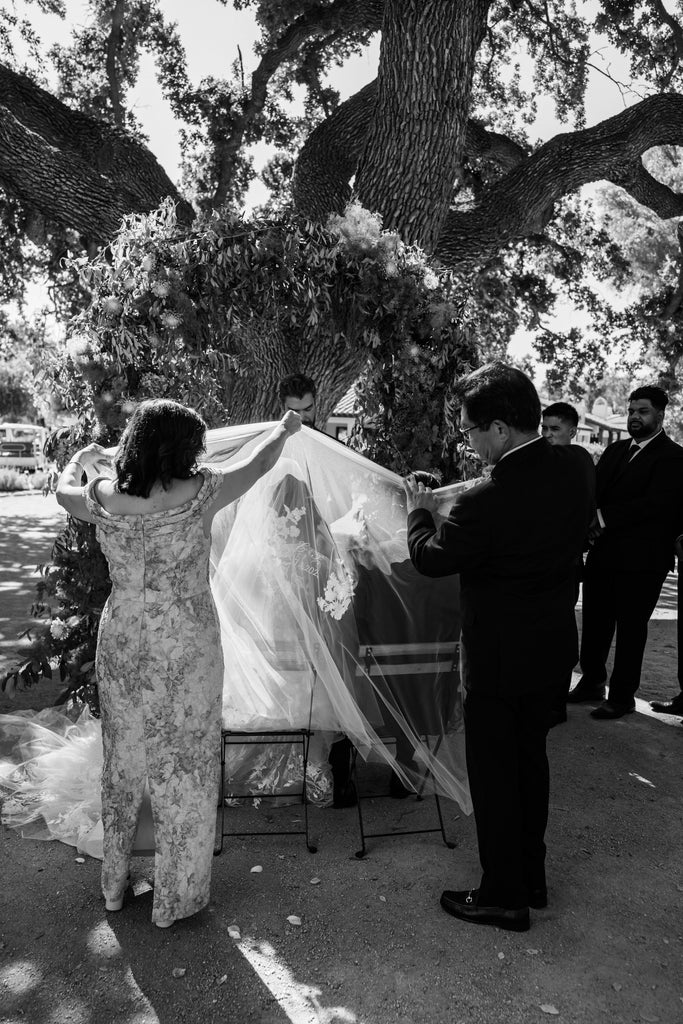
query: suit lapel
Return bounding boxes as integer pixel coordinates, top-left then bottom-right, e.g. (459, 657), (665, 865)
(604, 431), (666, 487)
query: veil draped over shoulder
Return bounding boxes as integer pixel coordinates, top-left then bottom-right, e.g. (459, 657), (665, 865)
(0, 422), (471, 856)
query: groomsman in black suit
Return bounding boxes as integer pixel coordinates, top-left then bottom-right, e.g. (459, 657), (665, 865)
(406, 363), (594, 932)
(541, 402), (596, 725)
(568, 385), (683, 719)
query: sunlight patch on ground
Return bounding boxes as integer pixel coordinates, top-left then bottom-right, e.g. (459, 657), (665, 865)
(86, 919), (123, 956)
(45, 995), (91, 1024)
(0, 959), (42, 994)
(237, 937), (359, 1024)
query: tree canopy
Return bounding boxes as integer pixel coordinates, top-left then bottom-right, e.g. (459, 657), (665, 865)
(3, 0), (683, 421)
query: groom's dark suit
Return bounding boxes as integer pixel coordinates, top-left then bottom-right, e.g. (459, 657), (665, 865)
(580, 430), (683, 706)
(408, 437), (594, 909)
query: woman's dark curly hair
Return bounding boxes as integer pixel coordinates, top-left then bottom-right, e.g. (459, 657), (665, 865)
(115, 399), (206, 498)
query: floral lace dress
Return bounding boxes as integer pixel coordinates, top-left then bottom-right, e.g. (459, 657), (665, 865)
(84, 466), (223, 926)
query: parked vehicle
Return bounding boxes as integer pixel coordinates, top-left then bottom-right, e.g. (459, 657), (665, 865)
(0, 422), (48, 472)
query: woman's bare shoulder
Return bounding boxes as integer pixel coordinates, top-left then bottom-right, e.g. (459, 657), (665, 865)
(97, 475), (204, 515)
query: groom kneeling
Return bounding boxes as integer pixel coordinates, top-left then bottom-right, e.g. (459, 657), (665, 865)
(405, 362), (594, 932)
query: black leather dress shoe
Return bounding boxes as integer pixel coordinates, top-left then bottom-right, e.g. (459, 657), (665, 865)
(566, 681), (605, 704)
(440, 889), (530, 932)
(590, 701), (635, 720)
(650, 694), (683, 716)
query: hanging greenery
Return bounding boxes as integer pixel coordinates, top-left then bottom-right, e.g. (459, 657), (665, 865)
(3, 198), (482, 701)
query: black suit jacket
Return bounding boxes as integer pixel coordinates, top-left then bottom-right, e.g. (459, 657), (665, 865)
(589, 431), (683, 575)
(407, 438), (595, 697)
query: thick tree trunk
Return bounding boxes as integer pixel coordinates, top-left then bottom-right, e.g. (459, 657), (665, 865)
(354, 0), (490, 250)
(220, 334), (361, 427)
(292, 78), (525, 223)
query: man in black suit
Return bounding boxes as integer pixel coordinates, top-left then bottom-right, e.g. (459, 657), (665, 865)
(406, 362), (594, 932)
(568, 385), (683, 720)
(542, 402), (597, 726)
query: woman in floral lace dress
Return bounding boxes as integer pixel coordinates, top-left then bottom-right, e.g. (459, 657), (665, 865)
(56, 399), (301, 928)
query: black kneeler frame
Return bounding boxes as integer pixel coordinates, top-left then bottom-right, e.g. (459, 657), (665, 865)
(350, 641), (460, 859)
(215, 645), (319, 855)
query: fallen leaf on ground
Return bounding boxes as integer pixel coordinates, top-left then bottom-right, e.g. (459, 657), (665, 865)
(172, 968), (186, 978)
(379, 895), (386, 902)
(497, 953), (505, 960)
(227, 925), (241, 939)
(526, 949), (539, 955)
(309, 877), (321, 885)
(628, 772), (655, 788)
(218, 975), (227, 985)
(74, 857), (85, 864)
(250, 865), (263, 873)
(612, 983), (623, 991)
(540, 1005), (559, 1015)
(287, 915), (302, 926)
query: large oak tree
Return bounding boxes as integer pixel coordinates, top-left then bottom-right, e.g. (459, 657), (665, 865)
(3, 0), (683, 419)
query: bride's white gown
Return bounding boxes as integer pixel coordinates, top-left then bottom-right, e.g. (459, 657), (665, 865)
(0, 425), (472, 857)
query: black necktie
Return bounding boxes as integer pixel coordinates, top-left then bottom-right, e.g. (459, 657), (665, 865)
(627, 443), (640, 462)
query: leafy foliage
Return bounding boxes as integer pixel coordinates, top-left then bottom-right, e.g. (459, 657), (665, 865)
(3, 516), (108, 712)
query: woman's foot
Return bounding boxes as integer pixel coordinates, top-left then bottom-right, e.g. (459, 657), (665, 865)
(103, 873), (131, 912)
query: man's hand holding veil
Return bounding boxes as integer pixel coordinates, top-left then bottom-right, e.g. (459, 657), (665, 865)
(404, 474), (438, 516)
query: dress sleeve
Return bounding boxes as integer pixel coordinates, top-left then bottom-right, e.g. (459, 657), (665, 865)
(196, 464), (224, 510)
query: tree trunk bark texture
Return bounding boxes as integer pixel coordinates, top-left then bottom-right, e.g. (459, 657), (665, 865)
(220, 330), (362, 428)
(0, 64), (194, 243)
(354, 0), (490, 251)
(291, 78), (526, 224)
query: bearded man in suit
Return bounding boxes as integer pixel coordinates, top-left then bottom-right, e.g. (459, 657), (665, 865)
(568, 385), (683, 719)
(406, 362), (594, 932)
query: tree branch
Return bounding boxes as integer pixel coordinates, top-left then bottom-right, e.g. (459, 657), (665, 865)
(0, 63), (194, 242)
(212, 0), (384, 207)
(435, 93), (683, 267)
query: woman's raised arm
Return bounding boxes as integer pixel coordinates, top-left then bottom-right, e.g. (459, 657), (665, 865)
(204, 411), (302, 525)
(55, 444), (116, 523)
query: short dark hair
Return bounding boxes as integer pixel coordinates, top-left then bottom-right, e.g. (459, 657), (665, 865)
(543, 402), (579, 428)
(455, 361), (541, 433)
(115, 398), (206, 498)
(278, 373), (316, 404)
(629, 385), (668, 411)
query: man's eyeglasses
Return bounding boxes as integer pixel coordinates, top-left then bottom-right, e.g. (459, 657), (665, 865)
(460, 421), (487, 440)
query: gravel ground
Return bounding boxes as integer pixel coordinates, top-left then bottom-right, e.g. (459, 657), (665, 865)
(1, 490), (682, 1024)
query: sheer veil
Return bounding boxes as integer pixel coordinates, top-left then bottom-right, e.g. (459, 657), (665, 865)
(207, 425), (471, 812)
(0, 422), (471, 855)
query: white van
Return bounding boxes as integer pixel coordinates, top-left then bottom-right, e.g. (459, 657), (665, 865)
(0, 422), (48, 472)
